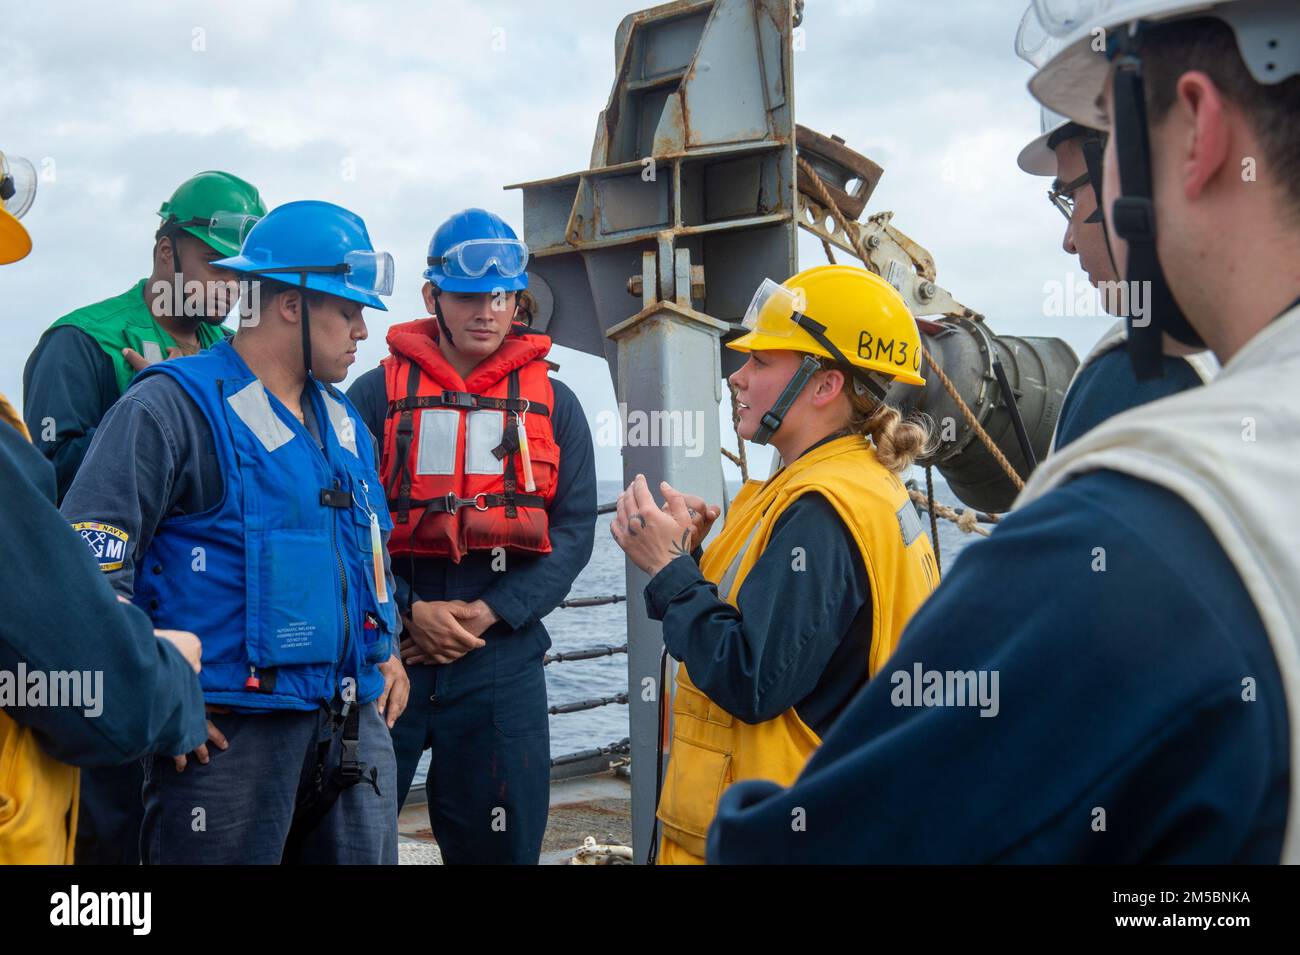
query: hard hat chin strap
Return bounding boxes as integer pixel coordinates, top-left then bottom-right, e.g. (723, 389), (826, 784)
(750, 310), (891, 446)
(157, 217), (225, 327)
(1108, 35), (1205, 381)
(170, 233), (187, 323)
(154, 217), (189, 324)
(299, 280), (315, 381)
(752, 353), (823, 446)
(1048, 125), (1117, 276)
(431, 287), (456, 348)
(1077, 133), (1119, 278)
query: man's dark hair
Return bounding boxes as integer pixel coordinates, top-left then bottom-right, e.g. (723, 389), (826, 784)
(1141, 16), (1300, 217)
(252, 277), (330, 310)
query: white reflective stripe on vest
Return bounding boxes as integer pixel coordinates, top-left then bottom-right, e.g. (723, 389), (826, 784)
(416, 408), (458, 475)
(226, 380), (295, 453)
(320, 386), (358, 457)
(717, 521), (762, 603)
(465, 410), (505, 476)
(1017, 303), (1300, 863)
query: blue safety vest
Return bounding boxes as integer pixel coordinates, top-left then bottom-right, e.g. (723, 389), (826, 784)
(134, 341), (397, 711)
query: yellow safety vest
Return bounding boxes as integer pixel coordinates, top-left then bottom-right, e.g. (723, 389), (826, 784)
(0, 392), (80, 864)
(0, 713), (79, 864)
(656, 433), (938, 864)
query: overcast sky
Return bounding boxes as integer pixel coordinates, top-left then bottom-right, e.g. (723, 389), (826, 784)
(1, 0), (1114, 481)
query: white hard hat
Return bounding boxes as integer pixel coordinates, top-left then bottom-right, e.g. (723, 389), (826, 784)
(1027, 0), (1300, 130)
(1017, 106), (1074, 176)
(1015, 5), (1073, 176)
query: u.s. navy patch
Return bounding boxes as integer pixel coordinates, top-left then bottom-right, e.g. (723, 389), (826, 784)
(71, 521), (130, 572)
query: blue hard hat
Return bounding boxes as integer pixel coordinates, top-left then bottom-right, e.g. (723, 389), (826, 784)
(214, 200), (392, 310)
(424, 208), (529, 293)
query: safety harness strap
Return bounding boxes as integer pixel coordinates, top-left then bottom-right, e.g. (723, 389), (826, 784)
(394, 492), (548, 514)
(502, 371), (521, 517)
(281, 701), (380, 864)
(388, 363), (422, 524)
(387, 392), (548, 417)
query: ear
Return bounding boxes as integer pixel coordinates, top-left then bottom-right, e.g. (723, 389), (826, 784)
(812, 366), (846, 406)
(422, 281), (439, 313)
(1170, 70), (1230, 202)
(270, 288), (302, 327)
(154, 236), (172, 271)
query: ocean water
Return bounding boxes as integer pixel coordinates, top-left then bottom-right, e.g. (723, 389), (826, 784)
(412, 469), (980, 782)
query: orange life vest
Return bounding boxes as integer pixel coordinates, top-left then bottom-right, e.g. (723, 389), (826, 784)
(380, 319), (560, 562)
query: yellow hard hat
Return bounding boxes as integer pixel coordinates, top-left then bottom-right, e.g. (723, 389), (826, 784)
(0, 151), (37, 265)
(728, 264), (926, 387)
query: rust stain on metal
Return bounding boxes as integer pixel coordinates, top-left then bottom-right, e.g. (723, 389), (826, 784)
(642, 0), (709, 17)
(603, 35), (637, 156)
(674, 89), (691, 152)
(795, 125), (881, 219)
(874, 213), (937, 281)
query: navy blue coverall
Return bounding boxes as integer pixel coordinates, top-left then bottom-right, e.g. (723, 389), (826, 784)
(1054, 347), (1204, 449)
(349, 367), (596, 864)
(0, 415), (206, 828)
(23, 326), (170, 863)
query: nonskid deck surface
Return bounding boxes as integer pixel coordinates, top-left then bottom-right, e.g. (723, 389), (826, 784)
(397, 770), (632, 865)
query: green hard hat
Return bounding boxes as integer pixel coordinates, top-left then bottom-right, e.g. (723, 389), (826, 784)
(157, 170), (267, 257)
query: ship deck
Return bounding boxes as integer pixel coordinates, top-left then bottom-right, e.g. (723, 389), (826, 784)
(397, 766), (633, 865)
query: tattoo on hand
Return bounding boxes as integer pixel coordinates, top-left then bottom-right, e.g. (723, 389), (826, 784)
(669, 528), (692, 559)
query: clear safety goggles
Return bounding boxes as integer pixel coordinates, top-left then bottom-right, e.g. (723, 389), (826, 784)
(166, 211), (262, 250)
(1030, 0), (1112, 38)
(1015, 4), (1061, 68)
(205, 211), (261, 250)
(432, 238), (530, 279)
(258, 250), (396, 297)
(0, 152), (37, 220)
(741, 278), (810, 338)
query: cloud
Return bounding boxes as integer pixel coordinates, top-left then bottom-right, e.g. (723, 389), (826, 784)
(2, 0), (1111, 482)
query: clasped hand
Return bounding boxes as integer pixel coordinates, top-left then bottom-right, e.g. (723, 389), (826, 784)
(399, 598), (499, 666)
